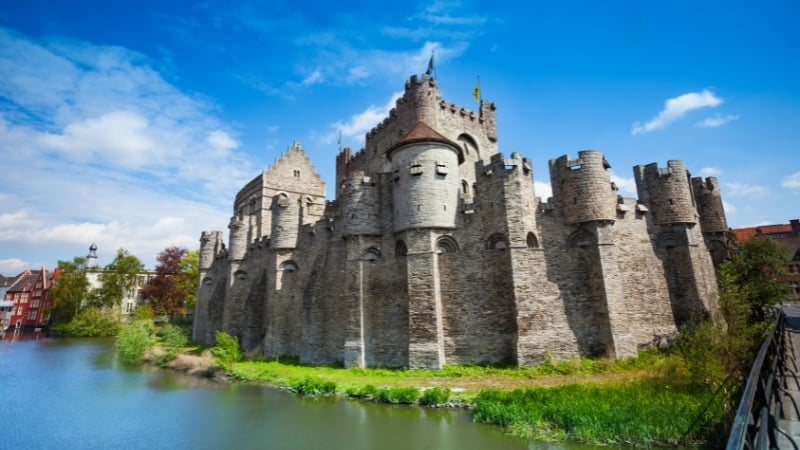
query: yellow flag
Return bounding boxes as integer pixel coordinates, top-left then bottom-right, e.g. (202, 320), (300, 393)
(472, 78), (480, 103)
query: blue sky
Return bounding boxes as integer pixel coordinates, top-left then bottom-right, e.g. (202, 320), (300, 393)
(1, 0), (798, 272)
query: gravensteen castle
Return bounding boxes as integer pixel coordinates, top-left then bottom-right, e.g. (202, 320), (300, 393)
(192, 73), (729, 369)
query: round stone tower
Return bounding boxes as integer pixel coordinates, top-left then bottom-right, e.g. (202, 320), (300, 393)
(270, 193), (300, 249)
(199, 231), (222, 270)
(387, 122), (463, 233)
(341, 171), (381, 236)
(404, 74), (440, 126)
(549, 150), (616, 225)
(228, 217), (247, 260)
(691, 177), (728, 233)
(634, 160), (697, 225)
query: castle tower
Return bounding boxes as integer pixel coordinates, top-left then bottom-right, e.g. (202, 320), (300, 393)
(548, 150), (617, 225)
(692, 176), (731, 266)
(193, 231), (223, 343)
(228, 217), (247, 260)
(634, 161), (697, 225)
(691, 176), (728, 233)
(547, 150), (637, 359)
(634, 161), (717, 324)
(387, 122), (463, 233)
(340, 171), (382, 237)
(270, 194), (300, 249)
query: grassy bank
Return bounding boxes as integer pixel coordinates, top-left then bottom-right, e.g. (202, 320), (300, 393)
(223, 351), (726, 446)
(118, 324), (727, 446)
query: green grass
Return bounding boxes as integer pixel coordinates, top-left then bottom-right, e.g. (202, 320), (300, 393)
(224, 350), (722, 446)
(472, 378), (724, 446)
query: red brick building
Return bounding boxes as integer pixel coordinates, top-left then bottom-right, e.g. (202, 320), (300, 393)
(731, 219), (800, 303)
(4, 269), (55, 329)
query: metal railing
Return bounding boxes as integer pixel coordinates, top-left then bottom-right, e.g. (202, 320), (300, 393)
(727, 309), (800, 449)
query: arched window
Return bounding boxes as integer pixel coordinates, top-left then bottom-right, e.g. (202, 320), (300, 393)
(281, 260), (298, 272)
(395, 240), (408, 257)
(436, 236), (459, 254)
(487, 233), (508, 250)
(202, 276), (214, 286)
(526, 232), (539, 249)
(362, 247), (381, 261)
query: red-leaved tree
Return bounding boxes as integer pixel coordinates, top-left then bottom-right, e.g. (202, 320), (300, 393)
(141, 246), (188, 316)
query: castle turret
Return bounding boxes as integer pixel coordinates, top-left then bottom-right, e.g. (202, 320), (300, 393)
(341, 171), (381, 236)
(634, 161), (697, 225)
(270, 193), (300, 249)
(692, 176), (728, 233)
(387, 122), (463, 233)
(199, 231), (223, 270)
(549, 150), (616, 225)
(228, 217), (247, 260)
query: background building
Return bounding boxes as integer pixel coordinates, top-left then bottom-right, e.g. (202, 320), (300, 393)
(731, 219), (800, 303)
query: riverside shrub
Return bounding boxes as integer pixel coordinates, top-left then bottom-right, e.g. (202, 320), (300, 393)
(291, 377), (336, 395)
(54, 307), (120, 337)
(116, 320), (155, 365)
(211, 331), (242, 372)
(420, 387), (451, 406)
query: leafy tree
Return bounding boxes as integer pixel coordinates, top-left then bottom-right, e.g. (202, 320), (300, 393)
(94, 248), (144, 309)
(677, 234), (790, 419)
(178, 249), (199, 310)
(48, 257), (90, 325)
(719, 234), (789, 324)
(141, 246), (187, 316)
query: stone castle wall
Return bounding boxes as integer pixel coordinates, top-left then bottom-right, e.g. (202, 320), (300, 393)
(192, 74), (727, 368)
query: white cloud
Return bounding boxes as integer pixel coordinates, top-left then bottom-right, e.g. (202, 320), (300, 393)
(722, 200), (736, 214)
(610, 171), (637, 195)
(326, 92), (403, 143)
(632, 90), (722, 135)
(0, 259), (30, 275)
(696, 114), (739, 128)
(782, 171), (800, 189)
(535, 181), (553, 201)
(724, 182), (767, 197)
(301, 69), (324, 86)
(699, 167), (722, 177)
(39, 111), (157, 167)
(0, 28), (253, 268)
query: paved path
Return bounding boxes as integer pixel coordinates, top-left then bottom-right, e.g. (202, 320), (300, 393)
(778, 305), (800, 448)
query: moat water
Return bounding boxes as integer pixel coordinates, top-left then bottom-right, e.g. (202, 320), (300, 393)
(0, 335), (592, 449)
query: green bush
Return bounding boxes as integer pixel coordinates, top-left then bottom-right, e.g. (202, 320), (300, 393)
(54, 307), (121, 337)
(211, 331), (242, 372)
(116, 320), (155, 365)
(372, 386), (420, 404)
(132, 305), (154, 321)
(154, 323), (189, 364)
(420, 387), (451, 406)
(290, 377), (337, 396)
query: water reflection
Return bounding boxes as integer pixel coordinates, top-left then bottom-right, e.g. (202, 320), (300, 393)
(0, 338), (592, 450)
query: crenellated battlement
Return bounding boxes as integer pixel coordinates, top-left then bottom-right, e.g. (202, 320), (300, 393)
(549, 150), (617, 225)
(692, 176), (728, 233)
(634, 161), (697, 226)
